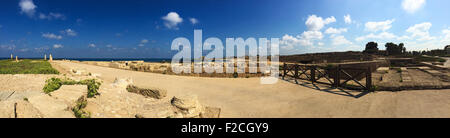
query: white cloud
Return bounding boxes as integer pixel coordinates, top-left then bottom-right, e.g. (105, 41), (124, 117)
(0, 44), (16, 50)
(19, 0), (36, 17)
(88, 44), (96, 48)
(440, 28), (450, 44)
(331, 35), (352, 46)
(138, 39), (149, 47)
(53, 44), (63, 49)
(39, 12), (66, 20)
(280, 15), (335, 52)
(42, 33), (63, 40)
(365, 19), (395, 32)
(318, 42), (324, 46)
(280, 31), (323, 49)
(141, 39), (149, 44)
(406, 22), (435, 41)
(325, 27), (348, 34)
(344, 14), (352, 24)
(189, 18), (199, 25)
(305, 15), (336, 31)
(61, 29), (77, 36)
(402, 0), (426, 13)
(355, 32), (398, 41)
(162, 12), (183, 29)
(34, 46), (50, 52)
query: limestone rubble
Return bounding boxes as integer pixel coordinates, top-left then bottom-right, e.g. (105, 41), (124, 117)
(0, 63), (221, 118)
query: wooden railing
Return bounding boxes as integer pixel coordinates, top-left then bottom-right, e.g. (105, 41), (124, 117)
(282, 63), (373, 92)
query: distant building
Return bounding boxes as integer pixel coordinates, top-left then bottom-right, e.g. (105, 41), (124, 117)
(446, 45), (450, 55)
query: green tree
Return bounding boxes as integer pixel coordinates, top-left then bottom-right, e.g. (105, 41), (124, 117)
(363, 42), (379, 54)
(385, 42), (406, 55)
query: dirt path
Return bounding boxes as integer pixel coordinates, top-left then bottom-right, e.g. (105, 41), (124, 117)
(443, 57), (450, 68)
(54, 61), (450, 118)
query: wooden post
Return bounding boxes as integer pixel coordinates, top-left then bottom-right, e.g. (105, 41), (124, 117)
(294, 65), (299, 84)
(366, 67), (372, 92)
(282, 63), (287, 80)
(334, 65), (340, 87)
(310, 66), (316, 84)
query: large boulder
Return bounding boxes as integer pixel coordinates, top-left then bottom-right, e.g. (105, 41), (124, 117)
(170, 94), (204, 118)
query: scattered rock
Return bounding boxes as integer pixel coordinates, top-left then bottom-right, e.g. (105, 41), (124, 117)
(171, 94), (200, 110)
(200, 106), (221, 118)
(70, 68), (88, 76)
(171, 94), (204, 118)
(135, 114), (144, 118)
(112, 78), (133, 88)
(90, 73), (102, 78)
(126, 85), (167, 99)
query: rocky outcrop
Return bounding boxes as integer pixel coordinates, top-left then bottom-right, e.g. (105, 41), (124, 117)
(170, 94), (221, 118)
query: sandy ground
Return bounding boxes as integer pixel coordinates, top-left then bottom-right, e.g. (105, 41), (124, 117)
(53, 60), (450, 118)
(443, 57), (450, 67)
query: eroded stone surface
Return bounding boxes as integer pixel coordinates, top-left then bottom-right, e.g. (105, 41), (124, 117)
(15, 100), (44, 118)
(28, 94), (75, 118)
(127, 85), (167, 99)
(51, 85), (87, 106)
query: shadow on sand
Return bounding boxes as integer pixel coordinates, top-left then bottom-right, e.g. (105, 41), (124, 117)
(282, 78), (370, 98)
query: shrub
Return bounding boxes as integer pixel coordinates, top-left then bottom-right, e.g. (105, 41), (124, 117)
(72, 97), (90, 118)
(43, 78), (63, 93)
(396, 68), (402, 73)
(43, 77), (101, 98)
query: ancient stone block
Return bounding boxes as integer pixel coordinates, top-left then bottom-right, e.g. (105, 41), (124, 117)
(200, 106), (221, 118)
(15, 100), (44, 118)
(126, 85), (167, 99)
(51, 85), (87, 106)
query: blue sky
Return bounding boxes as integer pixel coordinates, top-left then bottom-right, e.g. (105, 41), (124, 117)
(1, 0), (450, 58)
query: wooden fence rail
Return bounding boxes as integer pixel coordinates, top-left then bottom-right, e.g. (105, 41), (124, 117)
(281, 63), (373, 92)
